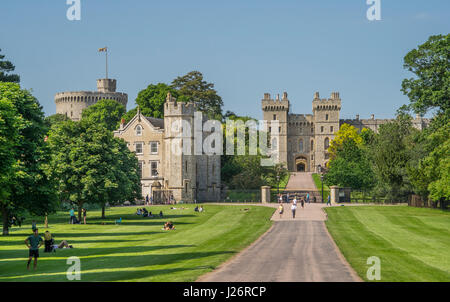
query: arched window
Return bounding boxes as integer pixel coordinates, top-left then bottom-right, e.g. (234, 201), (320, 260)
(326, 114), (329, 121)
(135, 125), (143, 136)
(299, 139), (303, 152)
(311, 140), (314, 151)
(324, 137), (330, 150)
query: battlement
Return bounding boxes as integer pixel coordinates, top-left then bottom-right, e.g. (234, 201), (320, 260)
(312, 91), (341, 111)
(262, 92), (290, 111)
(164, 92), (196, 116)
(97, 78), (117, 93)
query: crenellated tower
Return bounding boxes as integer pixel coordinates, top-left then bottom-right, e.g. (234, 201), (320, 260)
(261, 92), (290, 166)
(312, 92), (341, 171)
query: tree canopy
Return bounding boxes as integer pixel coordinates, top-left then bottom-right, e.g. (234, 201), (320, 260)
(0, 49), (20, 83)
(171, 71), (223, 119)
(401, 34), (450, 116)
(46, 120), (141, 220)
(0, 82), (57, 235)
(81, 98), (126, 131)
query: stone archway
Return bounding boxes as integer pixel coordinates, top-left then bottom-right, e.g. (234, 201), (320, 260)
(295, 156), (308, 172)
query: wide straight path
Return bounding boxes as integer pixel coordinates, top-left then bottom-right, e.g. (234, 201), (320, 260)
(285, 172), (317, 190)
(198, 203), (360, 282)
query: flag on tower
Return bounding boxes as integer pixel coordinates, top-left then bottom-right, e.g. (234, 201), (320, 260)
(98, 47), (107, 52)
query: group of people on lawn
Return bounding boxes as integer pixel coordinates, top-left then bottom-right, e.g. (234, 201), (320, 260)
(69, 207), (87, 224)
(278, 193), (331, 219)
(136, 207), (163, 218)
(25, 224), (73, 270)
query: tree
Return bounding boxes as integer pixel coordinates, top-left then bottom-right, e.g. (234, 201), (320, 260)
(171, 71), (223, 119)
(370, 115), (417, 201)
(401, 34), (450, 116)
(325, 139), (375, 190)
(44, 113), (70, 129)
(0, 49), (20, 83)
(46, 120), (141, 220)
(328, 123), (363, 162)
(81, 98), (126, 131)
(0, 83), (58, 235)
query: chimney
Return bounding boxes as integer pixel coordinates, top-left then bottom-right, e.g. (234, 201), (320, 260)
(276, 94), (280, 101)
(314, 92), (320, 99)
(282, 92), (288, 100)
(356, 114), (360, 120)
(264, 93), (271, 100)
(371, 114), (375, 120)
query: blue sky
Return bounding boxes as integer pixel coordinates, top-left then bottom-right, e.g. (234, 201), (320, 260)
(1, 0), (449, 119)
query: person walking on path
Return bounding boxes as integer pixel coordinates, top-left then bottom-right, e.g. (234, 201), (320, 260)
(82, 208), (87, 225)
(69, 208), (75, 224)
(327, 195), (331, 206)
(300, 197), (305, 208)
(25, 228), (43, 270)
(306, 193), (310, 204)
(293, 196), (297, 206)
(291, 203), (297, 219)
(278, 204), (284, 218)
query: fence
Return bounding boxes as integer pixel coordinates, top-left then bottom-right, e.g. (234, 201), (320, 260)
(408, 195), (448, 209)
(350, 189), (409, 204)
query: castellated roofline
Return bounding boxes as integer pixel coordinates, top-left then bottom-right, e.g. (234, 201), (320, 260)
(261, 91), (290, 111)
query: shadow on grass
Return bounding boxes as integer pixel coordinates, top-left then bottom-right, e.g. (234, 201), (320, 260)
(1, 250), (232, 282)
(3, 231), (161, 238)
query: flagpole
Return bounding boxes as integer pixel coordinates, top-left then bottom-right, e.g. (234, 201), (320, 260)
(106, 48), (108, 79)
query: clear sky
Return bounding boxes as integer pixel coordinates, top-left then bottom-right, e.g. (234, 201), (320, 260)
(1, 0), (448, 119)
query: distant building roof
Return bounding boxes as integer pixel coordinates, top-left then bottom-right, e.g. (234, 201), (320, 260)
(144, 116), (164, 129)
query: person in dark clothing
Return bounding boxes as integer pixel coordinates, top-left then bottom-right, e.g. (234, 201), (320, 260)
(25, 229), (43, 270)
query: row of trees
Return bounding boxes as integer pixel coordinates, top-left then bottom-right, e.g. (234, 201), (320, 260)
(325, 34), (449, 205)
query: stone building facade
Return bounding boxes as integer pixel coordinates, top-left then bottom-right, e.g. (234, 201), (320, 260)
(262, 91), (429, 173)
(55, 78), (127, 121)
(113, 93), (221, 203)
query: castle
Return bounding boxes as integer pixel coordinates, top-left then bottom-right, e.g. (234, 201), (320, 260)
(55, 78), (128, 121)
(113, 93), (221, 203)
(261, 91), (429, 173)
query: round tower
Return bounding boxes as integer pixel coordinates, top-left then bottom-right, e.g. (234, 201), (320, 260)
(54, 78), (128, 121)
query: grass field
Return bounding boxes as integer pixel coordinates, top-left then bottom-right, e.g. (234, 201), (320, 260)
(325, 205), (450, 282)
(0, 204), (274, 282)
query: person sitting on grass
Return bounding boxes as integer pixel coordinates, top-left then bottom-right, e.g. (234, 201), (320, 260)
(53, 240), (73, 250)
(159, 211), (163, 218)
(194, 206), (199, 212)
(136, 208), (142, 215)
(142, 208), (149, 217)
(199, 206), (204, 213)
(163, 221), (175, 230)
(148, 211), (153, 218)
(43, 231), (55, 253)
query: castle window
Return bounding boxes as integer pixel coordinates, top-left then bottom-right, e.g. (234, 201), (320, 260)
(150, 141), (158, 154)
(273, 114), (277, 120)
(299, 139), (304, 152)
(136, 125), (143, 136)
(330, 126), (334, 133)
(135, 142), (143, 154)
(321, 126), (324, 133)
(311, 140), (314, 151)
(150, 161), (158, 177)
(324, 138), (330, 150)
(138, 161), (143, 178)
(326, 114), (329, 121)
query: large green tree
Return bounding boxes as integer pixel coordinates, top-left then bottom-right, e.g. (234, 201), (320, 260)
(171, 71), (223, 119)
(0, 49), (20, 83)
(81, 98), (126, 131)
(0, 83), (58, 235)
(122, 83), (182, 124)
(46, 120), (141, 220)
(401, 34), (449, 116)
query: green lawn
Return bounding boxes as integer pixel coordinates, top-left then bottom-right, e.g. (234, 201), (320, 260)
(325, 205), (450, 282)
(0, 205), (274, 282)
(312, 173), (329, 202)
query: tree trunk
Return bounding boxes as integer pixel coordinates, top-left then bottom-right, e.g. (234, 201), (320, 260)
(102, 205), (106, 219)
(2, 206), (9, 236)
(78, 204), (82, 222)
